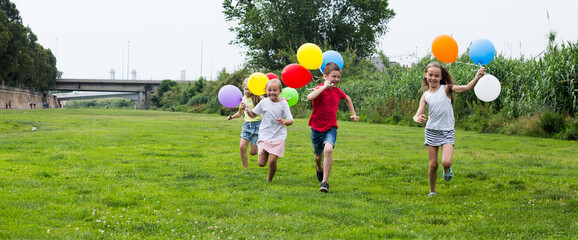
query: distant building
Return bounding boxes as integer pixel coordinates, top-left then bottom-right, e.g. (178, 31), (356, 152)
(370, 56), (403, 71)
(370, 56), (385, 71)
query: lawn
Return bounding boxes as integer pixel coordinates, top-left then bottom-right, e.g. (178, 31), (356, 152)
(0, 109), (577, 239)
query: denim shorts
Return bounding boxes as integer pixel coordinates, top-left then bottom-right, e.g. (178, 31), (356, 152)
(311, 127), (337, 156)
(241, 121), (261, 146)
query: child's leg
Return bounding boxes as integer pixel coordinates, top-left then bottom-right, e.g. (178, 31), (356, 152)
(239, 138), (251, 169)
(267, 155), (278, 182)
(249, 143), (258, 156)
(315, 154), (323, 171)
(427, 146), (440, 193)
(441, 144), (454, 173)
(258, 152), (269, 167)
(322, 143), (334, 183)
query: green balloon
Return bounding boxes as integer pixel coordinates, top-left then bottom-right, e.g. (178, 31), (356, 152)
(280, 87), (299, 107)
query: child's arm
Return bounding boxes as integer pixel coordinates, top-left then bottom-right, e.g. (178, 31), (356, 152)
(277, 118), (293, 126)
(451, 67), (485, 93)
(245, 108), (258, 118)
(227, 107), (243, 120)
(413, 94), (427, 124)
(344, 96), (360, 122)
(241, 102), (259, 118)
(307, 80), (332, 101)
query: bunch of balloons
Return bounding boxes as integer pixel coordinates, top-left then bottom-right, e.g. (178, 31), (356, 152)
(282, 43), (344, 89)
(431, 34), (500, 102)
(431, 35), (496, 66)
(219, 43), (345, 108)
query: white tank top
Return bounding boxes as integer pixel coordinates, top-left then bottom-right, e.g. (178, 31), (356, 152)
(424, 85), (454, 130)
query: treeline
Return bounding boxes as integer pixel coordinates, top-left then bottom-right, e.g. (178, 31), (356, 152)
(151, 38), (578, 140)
(0, 0), (58, 91)
(65, 98), (135, 109)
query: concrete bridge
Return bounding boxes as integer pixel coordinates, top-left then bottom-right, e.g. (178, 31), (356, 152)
(51, 79), (162, 109)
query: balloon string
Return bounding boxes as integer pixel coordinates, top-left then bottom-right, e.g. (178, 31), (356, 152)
(453, 61), (479, 67)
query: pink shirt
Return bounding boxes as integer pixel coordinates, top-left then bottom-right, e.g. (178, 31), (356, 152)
(308, 83), (347, 132)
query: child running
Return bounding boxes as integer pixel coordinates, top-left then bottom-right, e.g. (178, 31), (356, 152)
(307, 62), (359, 192)
(227, 78), (263, 169)
(413, 62), (485, 197)
(243, 79), (293, 182)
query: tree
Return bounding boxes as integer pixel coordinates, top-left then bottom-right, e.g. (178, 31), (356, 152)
(223, 0), (395, 69)
(0, 0), (57, 90)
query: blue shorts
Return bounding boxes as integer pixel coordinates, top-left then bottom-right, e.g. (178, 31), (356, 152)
(311, 127), (337, 156)
(241, 121), (261, 146)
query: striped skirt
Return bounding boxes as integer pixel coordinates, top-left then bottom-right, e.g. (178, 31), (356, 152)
(424, 128), (455, 146)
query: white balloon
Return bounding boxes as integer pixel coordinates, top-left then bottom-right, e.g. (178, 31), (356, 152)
(474, 74), (501, 102)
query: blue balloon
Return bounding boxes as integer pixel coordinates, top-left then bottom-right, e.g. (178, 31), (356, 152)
(319, 50), (344, 73)
(469, 38), (495, 65)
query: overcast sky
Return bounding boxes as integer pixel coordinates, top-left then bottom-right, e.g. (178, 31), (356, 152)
(10, 0), (578, 80)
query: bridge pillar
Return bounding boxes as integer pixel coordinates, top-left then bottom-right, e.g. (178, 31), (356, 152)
(136, 92), (143, 109)
(144, 86), (152, 110)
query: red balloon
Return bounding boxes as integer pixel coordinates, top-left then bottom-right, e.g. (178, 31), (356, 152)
(265, 72), (279, 80)
(281, 64), (312, 89)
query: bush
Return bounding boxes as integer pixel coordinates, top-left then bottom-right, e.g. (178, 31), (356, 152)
(539, 111), (566, 136)
(503, 115), (543, 137)
(560, 115), (578, 140)
(188, 93), (208, 106)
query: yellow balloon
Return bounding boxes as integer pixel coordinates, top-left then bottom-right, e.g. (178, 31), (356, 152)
(248, 72), (268, 95)
(297, 43), (323, 70)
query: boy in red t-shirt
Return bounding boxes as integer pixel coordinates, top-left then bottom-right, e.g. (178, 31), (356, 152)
(307, 62), (359, 192)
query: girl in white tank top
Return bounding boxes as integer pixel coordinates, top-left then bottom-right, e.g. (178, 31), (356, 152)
(413, 62), (485, 197)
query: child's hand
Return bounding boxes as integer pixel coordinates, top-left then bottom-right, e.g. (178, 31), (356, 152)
(323, 79), (334, 89)
(350, 115), (360, 122)
(476, 67), (485, 79)
(227, 114), (233, 120)
(413, 114), (427, 124)
(276, 118), (285, 126)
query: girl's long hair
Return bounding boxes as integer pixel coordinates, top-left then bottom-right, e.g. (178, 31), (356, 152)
(421, 62), (455, 104)
(242, 78), (261, 105)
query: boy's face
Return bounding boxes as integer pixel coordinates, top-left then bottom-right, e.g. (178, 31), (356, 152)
(323, 70), (341, 87)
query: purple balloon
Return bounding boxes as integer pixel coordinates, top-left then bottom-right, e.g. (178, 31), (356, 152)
(218, 85), (243, 108)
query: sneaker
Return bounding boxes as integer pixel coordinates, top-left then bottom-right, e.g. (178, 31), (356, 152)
(316, 170), (323, 182)
(319, 182), (329, 192)
(428, 192), (437, 197)
(444, 167), (453, 181)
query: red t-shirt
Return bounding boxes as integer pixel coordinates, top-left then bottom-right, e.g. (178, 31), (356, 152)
(308, 83), (347, 132)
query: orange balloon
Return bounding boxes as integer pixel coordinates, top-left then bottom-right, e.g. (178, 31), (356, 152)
(431, 35), (458, 63)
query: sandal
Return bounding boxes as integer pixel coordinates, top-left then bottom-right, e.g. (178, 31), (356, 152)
(428, 192), (437, 197)
(444, 167), (453, 181)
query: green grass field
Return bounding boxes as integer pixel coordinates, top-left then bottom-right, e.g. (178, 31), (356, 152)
(1, 109), (577, 239)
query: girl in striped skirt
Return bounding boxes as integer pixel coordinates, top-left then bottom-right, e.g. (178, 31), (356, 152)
(413, 62), (485, 197)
